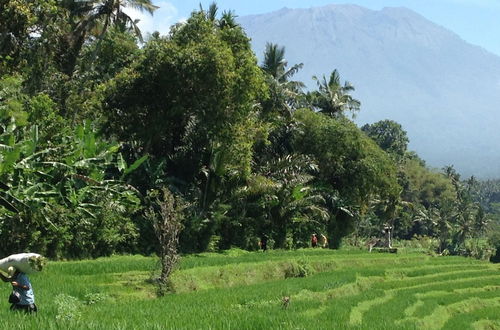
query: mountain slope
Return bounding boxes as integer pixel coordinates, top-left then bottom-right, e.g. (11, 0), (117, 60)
(239, 5), (500, 177)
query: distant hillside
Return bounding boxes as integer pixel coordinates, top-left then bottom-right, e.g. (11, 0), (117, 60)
(239, 4), (500, 178)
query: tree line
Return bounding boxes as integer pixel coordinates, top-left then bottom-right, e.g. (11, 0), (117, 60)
(0, 1), (498, 260)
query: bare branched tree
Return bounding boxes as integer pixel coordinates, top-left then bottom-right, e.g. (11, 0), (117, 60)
(145, 187), (185, 295)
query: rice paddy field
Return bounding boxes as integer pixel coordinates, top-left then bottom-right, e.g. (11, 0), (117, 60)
(1, 248), (499, 329)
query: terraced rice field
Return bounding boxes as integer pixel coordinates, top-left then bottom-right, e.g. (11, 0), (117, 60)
(0, 249), (498, 329)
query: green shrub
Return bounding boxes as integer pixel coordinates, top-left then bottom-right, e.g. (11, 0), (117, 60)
(487, 231), (500, 263)
(410, 235), (439, 250)
(221, 248), (250, 257)
(84, 292), (108, 305)
(464, 239), (495, 261)
(206, 235), (221, 253)
(284, 233), (294, 250)
(283, 259), (313, 278)
(267, 238), (275, 250)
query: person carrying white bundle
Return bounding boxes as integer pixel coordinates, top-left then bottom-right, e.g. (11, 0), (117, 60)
(0, 253), (43, 313)
(0, 266), (37, 313)
(0, 253), (46, 274)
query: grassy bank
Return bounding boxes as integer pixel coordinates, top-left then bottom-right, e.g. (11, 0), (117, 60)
(0, 249), (498, 329)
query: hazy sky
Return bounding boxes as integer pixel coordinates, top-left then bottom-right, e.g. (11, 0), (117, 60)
(127, 0), (500, 57)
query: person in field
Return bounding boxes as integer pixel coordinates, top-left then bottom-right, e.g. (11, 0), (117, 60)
(320, 234), (328, 248)
(259, 234), (268, 251)
(311, 234), (318, 248)
(0, 266), (37, 313)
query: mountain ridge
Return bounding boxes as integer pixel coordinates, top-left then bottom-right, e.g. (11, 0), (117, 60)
(238, 4), (500, 178)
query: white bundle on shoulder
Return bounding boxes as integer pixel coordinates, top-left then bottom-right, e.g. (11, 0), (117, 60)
(0, 253), (46, 274)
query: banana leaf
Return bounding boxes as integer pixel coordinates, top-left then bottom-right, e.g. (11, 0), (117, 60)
(0, 195), (18, 213)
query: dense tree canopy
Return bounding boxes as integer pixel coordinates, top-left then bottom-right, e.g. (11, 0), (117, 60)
(0, 1), (497, 260)
(361, 120), (409, 159)
(293, 109), (400, 206)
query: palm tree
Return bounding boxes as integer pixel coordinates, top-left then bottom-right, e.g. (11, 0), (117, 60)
(422, 203), (453, 253)
(443, 165), (460, 187)
(219, 10), (238, 29)
(262, 43), (286, 79)
(58, 0), (158, 76)
(310, 69), (361, 118)
(261, 43), (305, 119)
(249, 154), (328, 248)
(261, 43), (303, 84)
(93, 0), (158, 39)
(198, 3), (238, 29)
(472, 206), (488, 238)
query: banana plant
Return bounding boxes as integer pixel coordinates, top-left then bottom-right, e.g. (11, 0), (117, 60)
(0, 113), (144, 235)
(0, 76), (146, 256)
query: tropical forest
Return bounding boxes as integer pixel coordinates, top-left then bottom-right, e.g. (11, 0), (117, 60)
(0, 1), (499, 328)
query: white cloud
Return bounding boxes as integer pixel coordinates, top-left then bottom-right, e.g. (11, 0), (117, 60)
(123, 1), (181, 37)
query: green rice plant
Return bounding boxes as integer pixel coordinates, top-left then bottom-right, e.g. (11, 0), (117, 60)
(349, 291), (395, 326)
(0, 249), (496, 329)
(471, 320), (500, 330)
(416, 297), (500, 329)
(397, 287), (500, 326)
(446, 307), (500, 330)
